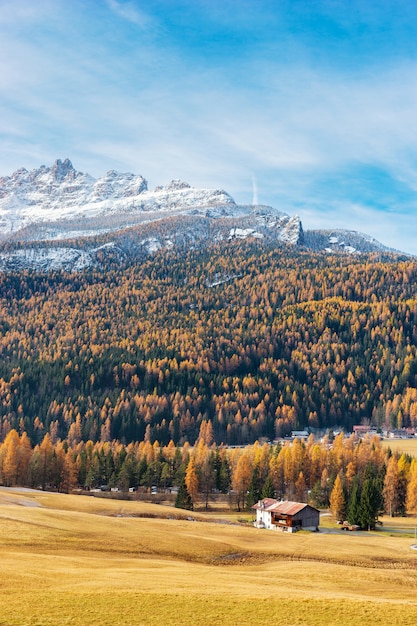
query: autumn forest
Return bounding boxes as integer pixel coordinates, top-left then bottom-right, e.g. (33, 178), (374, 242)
(1, 241), (417, 520)
(1, 242), (417, 446)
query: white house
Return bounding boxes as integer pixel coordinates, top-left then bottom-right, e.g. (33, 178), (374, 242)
(252, 499), (320, 532)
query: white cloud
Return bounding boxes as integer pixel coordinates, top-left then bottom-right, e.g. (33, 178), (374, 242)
(105, 0), (152, 28)
(0, 1), (417, 252)
(0, 1), (55, 25)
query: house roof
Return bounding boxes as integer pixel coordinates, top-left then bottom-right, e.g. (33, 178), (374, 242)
(252, 499), (318, 515)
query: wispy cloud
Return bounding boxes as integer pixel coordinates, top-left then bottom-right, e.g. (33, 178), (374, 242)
(105, 0), (152, 28)
(0, 1), (416, 252)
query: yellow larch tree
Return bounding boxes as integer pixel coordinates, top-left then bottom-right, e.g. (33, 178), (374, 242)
(185, 456), (199, 506)
(0, 429), (20, 486)
(232, 450), (252, 511)
(383, 455), (400, 516)
(406, 459), (417, 514)
(329, 473), (346, 521)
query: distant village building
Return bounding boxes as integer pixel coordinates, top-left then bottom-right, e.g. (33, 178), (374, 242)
(388, 428), (416, 439)
(353, 425), (417, 440)
(253, 499), (320, 533)
(290, 430), (310, 441)
(353, 425), (378, 438)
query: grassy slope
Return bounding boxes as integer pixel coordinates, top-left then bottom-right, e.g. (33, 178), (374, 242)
(1, 489), (417, 626)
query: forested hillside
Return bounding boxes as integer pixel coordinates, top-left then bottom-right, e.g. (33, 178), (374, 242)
(1, 241), (417, 446)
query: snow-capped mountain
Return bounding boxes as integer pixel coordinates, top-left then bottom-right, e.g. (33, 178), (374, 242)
(0, 158), (236, 240)
(0, 159), (400, 272)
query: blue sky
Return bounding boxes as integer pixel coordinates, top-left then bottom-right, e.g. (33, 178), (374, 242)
(1, 0), (417, 252)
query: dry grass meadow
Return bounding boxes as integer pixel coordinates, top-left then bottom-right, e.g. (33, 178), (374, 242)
(381, 437), (417, 457)
(1, 488), (417, 625)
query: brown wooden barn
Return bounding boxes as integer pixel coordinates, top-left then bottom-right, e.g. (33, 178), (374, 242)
(253, 499), (320, 532)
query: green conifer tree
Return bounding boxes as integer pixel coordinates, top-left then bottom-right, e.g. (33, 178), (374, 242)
(358, 478), (383, 530)
(347, 476), (361, 525)
(246, 466), (261, 509)
(175, 478), (193, 510)
(261, 474), (275, 499)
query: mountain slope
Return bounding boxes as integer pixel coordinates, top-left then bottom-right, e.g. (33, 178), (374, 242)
(303, 229), (396, 254)
(0, 159), (399, 272)
(0, 241), (416, 446)
(0, 211), (305, 272)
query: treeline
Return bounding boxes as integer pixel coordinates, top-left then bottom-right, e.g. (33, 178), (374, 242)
(1, 428), (417, 527)
(1, 242), (417, 446)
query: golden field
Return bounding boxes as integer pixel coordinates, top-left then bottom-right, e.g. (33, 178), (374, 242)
(1, 488), (417, 625)
(381, 437), (417, 457)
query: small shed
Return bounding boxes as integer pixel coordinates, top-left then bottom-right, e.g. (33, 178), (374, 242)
(252, 499), (319, 532)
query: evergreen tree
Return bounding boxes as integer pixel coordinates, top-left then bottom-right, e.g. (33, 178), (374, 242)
(246, 466), (261, 509)
(309, 480), (328, 508)
(347, 476), (361, 525)
(217, 457), (231, 494)
(175, 478), (193, 510)
(85, 455), (101, 488)
(261, 474), (275, 499)
(358, 478), (383, 530)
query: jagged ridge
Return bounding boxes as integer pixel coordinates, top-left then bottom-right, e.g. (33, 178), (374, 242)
(0, 158), (235, 239)
(0, 159), (398, 272)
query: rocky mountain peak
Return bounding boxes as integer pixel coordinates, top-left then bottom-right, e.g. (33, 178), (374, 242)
(0, 159), (236, 240)
(154, 180), (191, 192)
(51, 158), (75, 181)
(166, 180), (191, 191)
(93, 170), (148, 199)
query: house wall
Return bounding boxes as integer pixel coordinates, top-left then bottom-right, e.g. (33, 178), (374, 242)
(255, 505), (319, 532)
(256, 509), (272, 528)
(295, 508), (319, 530)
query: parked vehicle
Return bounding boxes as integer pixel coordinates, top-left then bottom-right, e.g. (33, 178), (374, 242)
(341, 521), (360, 531)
